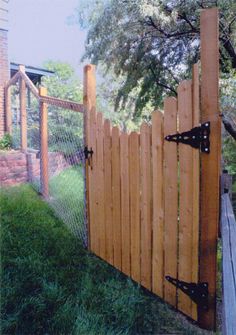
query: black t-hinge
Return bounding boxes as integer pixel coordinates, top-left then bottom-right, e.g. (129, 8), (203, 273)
(165, 122), (210, 153)
(165, 276), (209, 310)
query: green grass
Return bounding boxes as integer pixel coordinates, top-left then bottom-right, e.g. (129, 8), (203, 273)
(233, 182), (236, 193)
(49, 165), (84, 220)
(1, 185), (211, 334)
(33, 165), (86, 240)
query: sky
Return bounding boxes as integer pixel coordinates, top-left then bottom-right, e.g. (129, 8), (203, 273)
(8, 0), (87, 78)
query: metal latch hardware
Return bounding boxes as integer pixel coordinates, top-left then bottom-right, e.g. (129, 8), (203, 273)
(165, 122), (210, 153)
(84, 146), (93, 160)
(165, 276), (209, 310)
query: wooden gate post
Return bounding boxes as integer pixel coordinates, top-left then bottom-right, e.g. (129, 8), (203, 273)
(199, 8), (221, 330)
(39, 87), (49, 198)
(19, 65), (27, 151)
(83, 64), (96, 249)
(5, 85), (12, 134)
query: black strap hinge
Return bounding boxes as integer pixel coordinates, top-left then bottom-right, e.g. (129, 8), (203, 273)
(84, 146), (93, 160)
(165, 276), (209, 310)
(165, 122), (210, 153)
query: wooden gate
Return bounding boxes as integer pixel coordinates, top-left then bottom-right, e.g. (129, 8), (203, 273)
(84, 8), (221, 331)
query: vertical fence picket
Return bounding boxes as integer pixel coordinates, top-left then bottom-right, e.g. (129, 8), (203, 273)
(104, 119), (113, 265)
(89, 108), (99, 254)
(112, 126), (122, 270)
(192, 63), (200, 320)
(120, 132), (130, 276)
(140, 122), (152, 290)
(163, 97), (178, 307)
(152, 111), (164, 297)
(178, 80), (194, 317)
(97, 112), (105, 259)
(199, 8), (220, 330)
(129, 131), (141, 283)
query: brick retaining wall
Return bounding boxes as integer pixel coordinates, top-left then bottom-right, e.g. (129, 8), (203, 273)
(0, 150), (70, 187)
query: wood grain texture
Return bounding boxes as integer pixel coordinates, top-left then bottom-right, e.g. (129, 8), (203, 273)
(199, 8), (220, 330)
(112, 126), (122, 270)
(140, 122), (152, 290)
(129, 132), (141, 283)
(163, 97), (178, 307)
(104, 119), (113, 265)
(90, 109), (99, 254)
(97, 112), (105, 259)
(152, 111), (164, 297)
(192, 63), (200, 320)
(178, 80), (193, 317)
(83, 65), (96, 251)
(20, 77), (27, 151)
(221, 194), (236, 335)
(120, 132), (130, 276)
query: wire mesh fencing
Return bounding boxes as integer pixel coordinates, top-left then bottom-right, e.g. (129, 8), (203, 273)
(7, 78), (87, 245)
(11, 82), (21, 149)
(44, 104), (87, 244)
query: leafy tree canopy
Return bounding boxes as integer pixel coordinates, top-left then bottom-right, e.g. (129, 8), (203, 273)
(42, 61), (83, 102)
(73, 0), (236, 116)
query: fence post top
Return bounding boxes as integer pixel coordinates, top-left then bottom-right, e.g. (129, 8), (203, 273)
(39, 86), (47, 96)
(84, 64), (96, 72)
(19, 65), (25, 72)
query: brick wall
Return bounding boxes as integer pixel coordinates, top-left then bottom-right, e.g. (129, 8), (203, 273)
(0, 150), (70, 188)
(0, 29), (9, 138)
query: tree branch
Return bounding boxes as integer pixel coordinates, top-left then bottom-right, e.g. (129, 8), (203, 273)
(146, 17), (198, 39)
(150, 66), (177, 95)
(221, 114), (236, 141)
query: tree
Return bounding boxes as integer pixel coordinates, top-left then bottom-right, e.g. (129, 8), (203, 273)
(221, 71), (236, 173)
(41, 61), (84, 157)
(73, 0), (236, 116)
(42, 61), (83, 102)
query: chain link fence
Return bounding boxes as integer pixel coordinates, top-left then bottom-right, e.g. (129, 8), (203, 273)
(45, 104), (87, 244)
(9, 82), (87, 245)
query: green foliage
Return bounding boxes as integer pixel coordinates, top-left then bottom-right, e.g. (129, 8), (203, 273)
(42, 61), (83, 102)
(74, 0), (236, 116)
(41, 61), (84, 157)
(221, 71), (236, 174)
(1, 184), (209, 335)
(0, 133), (12, 150)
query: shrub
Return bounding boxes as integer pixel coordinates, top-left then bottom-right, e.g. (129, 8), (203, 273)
(0, 133), (12, 150)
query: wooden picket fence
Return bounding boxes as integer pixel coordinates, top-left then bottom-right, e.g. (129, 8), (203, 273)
(84, 8), (221, 331)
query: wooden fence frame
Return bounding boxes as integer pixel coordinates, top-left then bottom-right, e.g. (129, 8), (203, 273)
(4, 65), (84, 197)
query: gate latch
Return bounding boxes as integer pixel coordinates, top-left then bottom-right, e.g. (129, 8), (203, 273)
(165, 122), (210, 153)
(84, 146), (93, 161)
(165, 276), (209, 310)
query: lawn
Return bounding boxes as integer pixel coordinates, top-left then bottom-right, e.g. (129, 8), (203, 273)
(1, 184), (212, 335)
